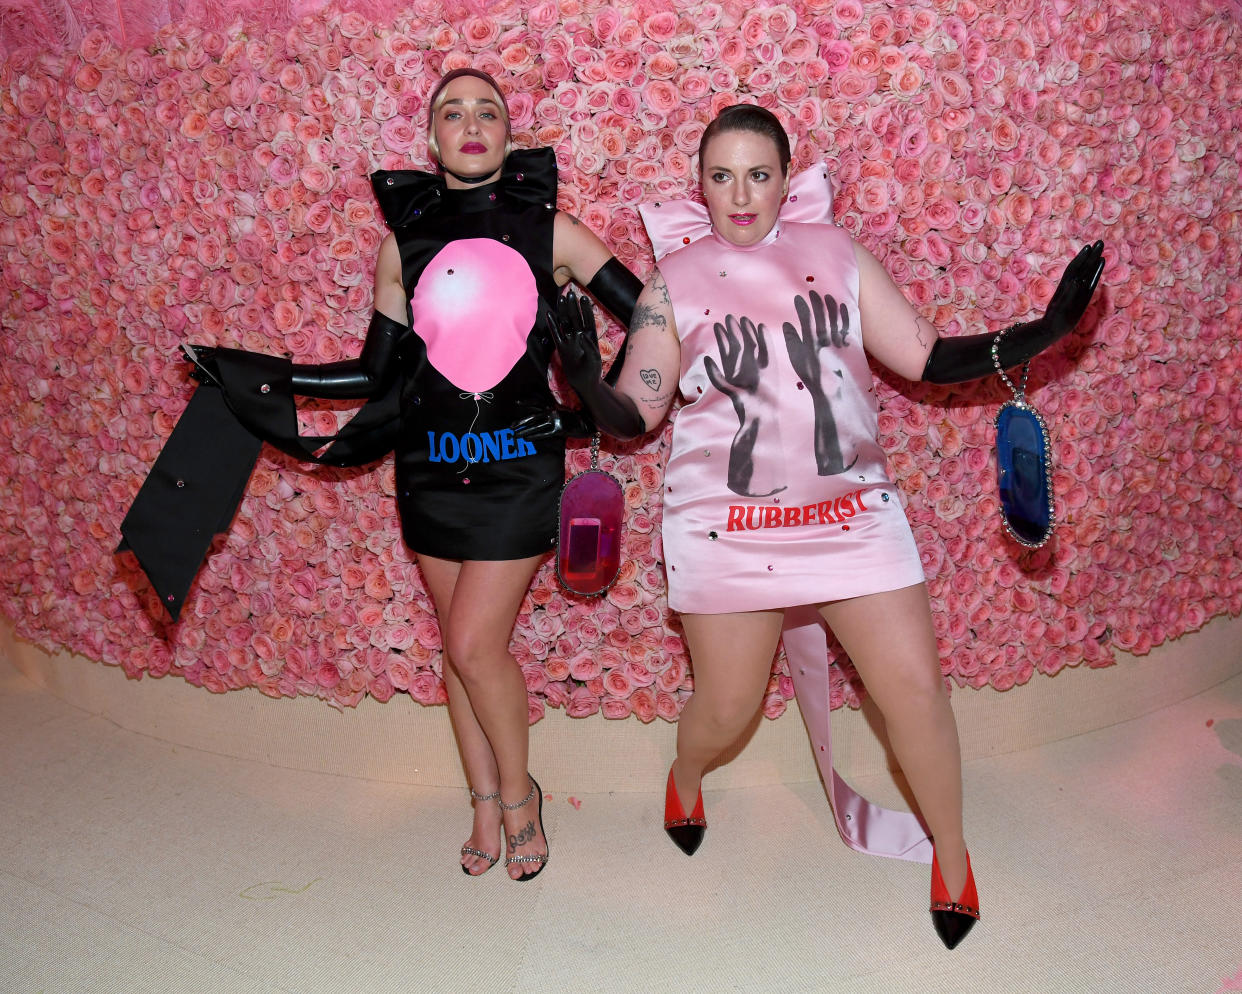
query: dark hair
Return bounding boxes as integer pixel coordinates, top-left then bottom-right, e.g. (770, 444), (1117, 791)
(698, 104), (792, 177)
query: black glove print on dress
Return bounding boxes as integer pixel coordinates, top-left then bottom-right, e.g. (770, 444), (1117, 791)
(704, 314), (786, 497)
(782, 291), (858, 476)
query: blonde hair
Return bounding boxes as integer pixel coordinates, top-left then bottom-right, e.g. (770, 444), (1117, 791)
(426, 68), (513, 164)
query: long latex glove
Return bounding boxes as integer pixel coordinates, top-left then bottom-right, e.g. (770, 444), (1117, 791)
(184, 310), (405, 399)
(535, 290), (645, 441)
(513, 258), (643, 440)
(510, 402), (596, 441)
(922, 240), (1105, 384)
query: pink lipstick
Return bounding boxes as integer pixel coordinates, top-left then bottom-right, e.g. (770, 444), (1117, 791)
(459, 142), (487, 154)
(729, 213), (757, 226)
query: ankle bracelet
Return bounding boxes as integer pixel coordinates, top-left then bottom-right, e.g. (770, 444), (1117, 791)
(499, 778), (536, 810)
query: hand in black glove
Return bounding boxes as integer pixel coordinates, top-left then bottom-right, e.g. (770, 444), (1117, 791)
(512, 403), (596, 441)
(546, 290), (645, 440)
(549, 292), (603, 393)
(1031, 239), (1106, 341)
(923, 240), (1106, 384)
(181, 343), (222, 386)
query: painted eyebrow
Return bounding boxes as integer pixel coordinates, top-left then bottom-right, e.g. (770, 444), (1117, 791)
(704, 163), (778, 174)
(440, 97), (502, 110)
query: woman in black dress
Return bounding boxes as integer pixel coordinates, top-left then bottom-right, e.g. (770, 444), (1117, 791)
(188, 69), (642, 879)
(351, 69), (644, 879)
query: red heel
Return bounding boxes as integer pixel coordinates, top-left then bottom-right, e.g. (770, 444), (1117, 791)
(663, 768), (706, 856)
(930, 848), (980, 949)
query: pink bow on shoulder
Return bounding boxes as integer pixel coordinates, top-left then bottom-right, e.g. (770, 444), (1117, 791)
(639, 162), (835, 261)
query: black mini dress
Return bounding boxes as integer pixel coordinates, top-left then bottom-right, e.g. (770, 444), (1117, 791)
(372, 148), (565, 560)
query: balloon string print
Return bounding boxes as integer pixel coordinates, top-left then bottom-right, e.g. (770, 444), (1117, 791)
(457, 390), (495, 474)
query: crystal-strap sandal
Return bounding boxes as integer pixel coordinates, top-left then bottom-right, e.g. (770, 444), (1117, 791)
(460, 787), (500, 876)
(500, 775), (549, 881)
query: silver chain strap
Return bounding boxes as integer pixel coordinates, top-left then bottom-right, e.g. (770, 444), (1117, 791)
(990, 324), (1029, 403)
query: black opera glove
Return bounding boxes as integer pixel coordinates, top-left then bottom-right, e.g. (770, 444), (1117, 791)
(288, 310), (405, 399)
(512, 403), (596, 442)
(922, 240), (1105, 384)
(584, 257), (644, 386)
(549, 291), (645, 440)
(183, 311), (405, 399)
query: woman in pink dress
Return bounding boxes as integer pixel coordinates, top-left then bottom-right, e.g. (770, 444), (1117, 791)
(552, 104), (1103, 947)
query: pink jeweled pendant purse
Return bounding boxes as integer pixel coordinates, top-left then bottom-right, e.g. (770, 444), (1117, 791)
(557, 434), (624, 596)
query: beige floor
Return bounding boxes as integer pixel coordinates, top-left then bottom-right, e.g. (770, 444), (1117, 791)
(1, 638), (1241, 993)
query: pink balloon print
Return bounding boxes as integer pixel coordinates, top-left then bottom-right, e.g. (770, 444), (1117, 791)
(408, 238), (538, 393)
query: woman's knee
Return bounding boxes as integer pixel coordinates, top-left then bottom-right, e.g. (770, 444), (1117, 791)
(871, 659), (950, 717)
(692, 688), (762, 737)
(442, 624), (511, 681)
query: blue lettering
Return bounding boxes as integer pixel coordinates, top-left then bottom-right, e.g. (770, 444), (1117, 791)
(426, 429), (536, 464)
(440, 433), (459, 463)
(481, 432), (502, 462)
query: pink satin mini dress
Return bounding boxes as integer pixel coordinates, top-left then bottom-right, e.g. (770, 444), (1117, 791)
(641, 167), (925, 614)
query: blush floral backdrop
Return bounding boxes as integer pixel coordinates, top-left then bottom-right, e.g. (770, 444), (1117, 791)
(1, 0), (1240, 723)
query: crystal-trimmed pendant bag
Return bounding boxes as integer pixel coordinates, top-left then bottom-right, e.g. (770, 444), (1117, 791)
(992, 330), (1056, 548)
(557, 434), (624, 596)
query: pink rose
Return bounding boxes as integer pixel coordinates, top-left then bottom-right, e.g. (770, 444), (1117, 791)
(569, 653), (603, 681)
(596, 695), (627, 719)
(630, 688), (657, 722)
(410, 671), (443, 705)
(642, 80), (679, 117)
(719, 36), (748, 67)
(833, 0), (864, 27)
(834, 70), (876, 101)
(566, 687), (601, 718)
(604, 48), (639, 82)
(592, 7), (621, 40)
(380, 116), (417, 155)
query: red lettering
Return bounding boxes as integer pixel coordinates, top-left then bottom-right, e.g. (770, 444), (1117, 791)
(763, 506), (782, 528)
(746, 506), (761, 530)
(818, 500), (836, 524)
(784, 507), (801, 527)
(802, 504), (817, 525)
(726, 506), (745, 531)
(853, 488), (868, 512)
(838, 495), (856, 518)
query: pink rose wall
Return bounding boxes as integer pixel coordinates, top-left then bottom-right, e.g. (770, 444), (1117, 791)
(1, 0), (1240, 723)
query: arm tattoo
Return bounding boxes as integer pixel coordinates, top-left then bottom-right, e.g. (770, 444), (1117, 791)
(651, 271), (672, 307)
(914, 318), (929, 349)
(632, 302), (667, 331)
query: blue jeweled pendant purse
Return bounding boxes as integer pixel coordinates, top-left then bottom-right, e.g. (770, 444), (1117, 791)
(992, 331), (1055, 549)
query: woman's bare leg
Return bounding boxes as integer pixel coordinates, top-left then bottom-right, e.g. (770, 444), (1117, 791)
(417, 553), (546, 878)
(819, 583), (969, 897)
(671, 610), (786, 812)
